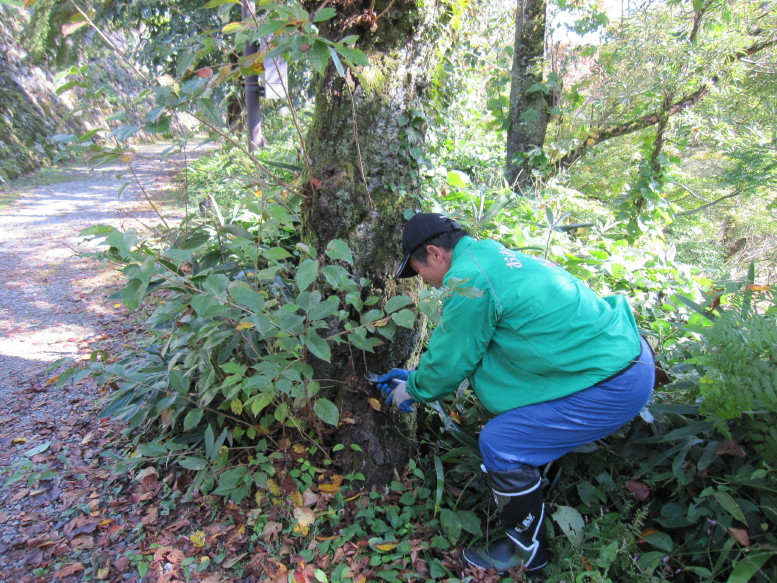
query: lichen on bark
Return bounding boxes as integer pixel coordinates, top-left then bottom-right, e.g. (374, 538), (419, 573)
(299, 0), (452, 484)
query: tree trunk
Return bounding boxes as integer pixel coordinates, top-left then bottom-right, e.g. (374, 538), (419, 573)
(300, 1), (449, 485)
(505, 0), (548, 192)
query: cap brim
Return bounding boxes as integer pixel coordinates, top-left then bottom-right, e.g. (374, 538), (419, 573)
(394, 253), (417, 279)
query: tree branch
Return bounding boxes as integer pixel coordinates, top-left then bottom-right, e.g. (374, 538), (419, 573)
(553, 30), (777, 173)
(675, 191), (741, 216)
(556, 87), (710, 170)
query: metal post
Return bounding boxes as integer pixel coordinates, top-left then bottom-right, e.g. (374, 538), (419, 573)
(242, 1), (264, 150)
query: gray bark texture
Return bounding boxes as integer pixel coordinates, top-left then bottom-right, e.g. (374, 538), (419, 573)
(505, 0), (548, 191)
(301, 0), (450, 485)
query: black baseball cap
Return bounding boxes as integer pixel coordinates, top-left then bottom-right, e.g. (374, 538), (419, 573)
(394, 213), (462, 279)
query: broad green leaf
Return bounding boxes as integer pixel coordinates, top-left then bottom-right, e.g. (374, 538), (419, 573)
(312, 6), (336, 22)
(322, 264), (354, 291)
(221, 224), (253, 239)
(304, 330), (332, 362)
(275, 311), (305, 334)
(296, 258), (319, 292)
(190, 294), (218, 316)
(727, 552), (773, 583)
(202, 0), (239, 8)
(332, 44), (369, 66)
(391, 309), (416, 328)
(176, 48), (197, 78)
(138, 442), (168, 457)
(24, 441), (52, 457)
(313, 398), (339, 426)
(328, 47), (345, 77)
(385, 295), (412, 313)
(203, 273), (229, 297)
(643, 532), (674, 552)
(446, 170), (471, 187)
(308, 298), (339, 321)
(249, 393), (274, 416)
(178, 457), (208, 471)
(256, 19), (287, 38)
(296, 290), (322, 313)
(552, 506), (585, 546)
(348, 328), (381, 352)
(183, 408), (203, 431)
(457, 510), (482, 536)
(440, 509), (462, 544)
(198, 98), (223, 128)
(229, 281), (266, 312)
(303, 39), (329, 74)
(262, 246), (292, 261)
(325, 239), (354, 265)
(204, 425), (215, 459)
(713, 491), (748, 524)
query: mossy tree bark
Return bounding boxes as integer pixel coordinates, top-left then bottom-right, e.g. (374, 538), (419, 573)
(300, 0), (450, 485)
(505, 0), (548, 192)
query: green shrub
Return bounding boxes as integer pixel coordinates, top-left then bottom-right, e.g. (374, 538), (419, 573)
(52, 199), (416, 503)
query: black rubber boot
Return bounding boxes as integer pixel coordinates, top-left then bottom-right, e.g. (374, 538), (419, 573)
(462, 465), (549, 573)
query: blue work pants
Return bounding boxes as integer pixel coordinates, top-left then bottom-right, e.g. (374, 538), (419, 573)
(479, 337), (655, 471)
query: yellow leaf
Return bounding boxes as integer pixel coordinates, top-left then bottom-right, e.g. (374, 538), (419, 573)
(157, 74), (175, 87)
(96, 565), (110, 580)
(318, 482), (341, 494)
(293, 507), (315, 535)
(114, 303), (122, 308)
(293, 443), (306, 454)
(189, 530), (207, 548)
(267, 479), (282, 496)
(375, 317), (391, 327)
(254, 190), (263, 197)
(746, 284), (770, 291)
(236, 321), (255, 330)
(12, 438), (27, 445)
(319, 473), (344, 494)
(215, 65), (233, 85)
(119, 151), (136, 164)
(222, 21), (247, 35)
(368, 398), (381, 411)
(291, 490), (304, 507)
(374, 541), (398, 551)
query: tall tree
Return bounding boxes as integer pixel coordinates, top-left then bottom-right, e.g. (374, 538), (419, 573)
(299, 0), (455, 483)
(505, 0), (549, 192)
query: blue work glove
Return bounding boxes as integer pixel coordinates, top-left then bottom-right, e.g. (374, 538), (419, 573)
(376, 369), (414, 413)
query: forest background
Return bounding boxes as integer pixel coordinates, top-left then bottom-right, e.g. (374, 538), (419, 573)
(1, 0), (777, 582)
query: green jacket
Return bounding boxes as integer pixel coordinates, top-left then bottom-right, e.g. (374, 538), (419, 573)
(406, 237), (641, 414)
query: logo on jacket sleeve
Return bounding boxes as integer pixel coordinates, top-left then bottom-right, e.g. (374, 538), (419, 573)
(499, 247), (523, 269)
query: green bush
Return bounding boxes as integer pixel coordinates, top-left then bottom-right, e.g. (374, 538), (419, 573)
(53, 200), (416, 503)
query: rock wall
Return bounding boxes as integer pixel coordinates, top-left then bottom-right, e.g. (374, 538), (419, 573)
(0, 6), (160, 184)
(0, 7), (76, 182)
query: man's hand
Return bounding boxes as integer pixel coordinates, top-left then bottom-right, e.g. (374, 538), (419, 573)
(376, 369), (414, 413)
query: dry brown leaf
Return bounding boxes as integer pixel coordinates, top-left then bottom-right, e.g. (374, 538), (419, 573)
(728, 527), (750, 546)
(142, 507), (159, 525)
(625, 480), (651, 501)
(717, 440), (747, 458)
(53, 563), (85, 577)
(263, 521), (283, 542)
(71, 534), (94, 548)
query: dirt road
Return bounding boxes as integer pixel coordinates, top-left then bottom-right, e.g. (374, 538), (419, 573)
(0, 142), (206, 577)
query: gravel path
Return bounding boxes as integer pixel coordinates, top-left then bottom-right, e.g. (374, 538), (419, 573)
(0, 144), (194, 433)
(0, 143), (208, 575)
